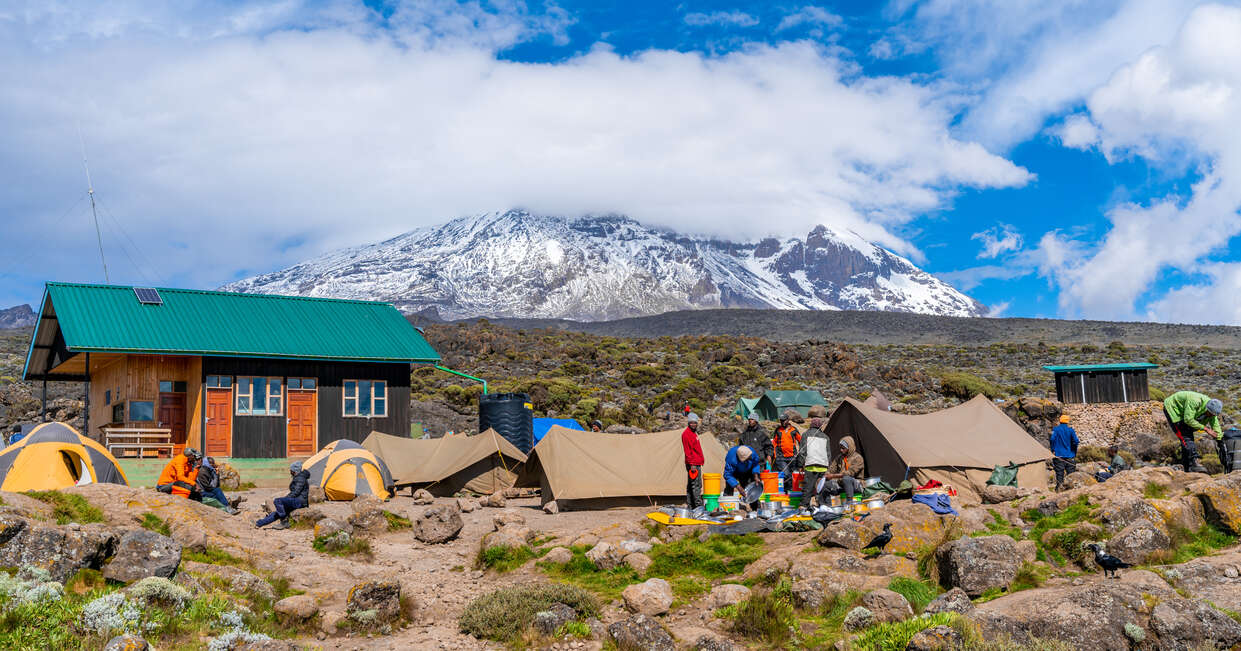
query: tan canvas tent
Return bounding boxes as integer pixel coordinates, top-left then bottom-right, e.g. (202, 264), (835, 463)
(362, 429), (527, 496)
(822, 394), (1052, 504)
(516, 426), (726, 508)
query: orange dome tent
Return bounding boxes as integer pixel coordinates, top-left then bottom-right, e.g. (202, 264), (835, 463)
(0, 422), (128, 491)
(304, 439), (393, 500)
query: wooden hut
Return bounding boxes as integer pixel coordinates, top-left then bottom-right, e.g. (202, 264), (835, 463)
(1042, 363), (1157, 404)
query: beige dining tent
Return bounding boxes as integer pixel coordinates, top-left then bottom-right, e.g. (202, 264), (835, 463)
(516, 426), (727, 509)
(822, 394), (1052, 504)
(362, 429), (527, 496)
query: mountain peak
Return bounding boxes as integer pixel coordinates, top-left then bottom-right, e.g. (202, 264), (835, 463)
(221, 211), (985, 321)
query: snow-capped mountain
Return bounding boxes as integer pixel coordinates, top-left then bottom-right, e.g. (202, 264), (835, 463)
(221, 210), (986, 321)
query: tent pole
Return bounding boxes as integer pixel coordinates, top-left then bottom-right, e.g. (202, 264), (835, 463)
(434, 365), (487, 395)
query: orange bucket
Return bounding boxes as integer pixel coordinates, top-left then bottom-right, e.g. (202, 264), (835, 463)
(790, 472), (804, 493)
(760, 471), (779, 494)
(702, 473), (722, 496)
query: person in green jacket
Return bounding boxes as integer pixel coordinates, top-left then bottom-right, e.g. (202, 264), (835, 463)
(1163, 391), (1223, 473)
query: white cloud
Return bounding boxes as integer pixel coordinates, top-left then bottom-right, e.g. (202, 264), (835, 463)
(683, 11), (759, 28)
(777, 6), (842, 32)
(0, 0), (1031, 304)
(936, 264), (1029, 291)
(1145, 262), (1241, 325)
(986, 300), (1011, 317)
(970, 223), (1024, 259)
(1052, 113), (1100, 149)
(1034, 4), (1241, 323)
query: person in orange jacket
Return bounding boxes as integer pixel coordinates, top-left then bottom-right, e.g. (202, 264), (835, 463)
(772, 410), (802, 476)
(157, 447), (202, 499)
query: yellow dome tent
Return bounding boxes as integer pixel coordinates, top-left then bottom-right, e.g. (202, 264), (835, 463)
(304, 439), (394, 500)
(0, 422), (129, 491)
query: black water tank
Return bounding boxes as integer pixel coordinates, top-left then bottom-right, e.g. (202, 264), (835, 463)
(479, 393), (534, 454)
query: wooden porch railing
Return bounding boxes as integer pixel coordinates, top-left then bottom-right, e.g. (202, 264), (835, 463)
(102, 427), (174, 458)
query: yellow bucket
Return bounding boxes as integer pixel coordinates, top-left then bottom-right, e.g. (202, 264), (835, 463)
(702, 472), (723, 495)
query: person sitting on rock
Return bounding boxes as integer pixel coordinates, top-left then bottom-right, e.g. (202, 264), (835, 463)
(196, 457), (240, 515)
(723, 444), (763, 510)
(156, 447), (201, 500)
(255, 461), (310, 530)
(1050, 415), (1079, 490)
(824, 436), (865, 502)
(1164, 391), (1222, 474)
(1095, 445), (1128, 482)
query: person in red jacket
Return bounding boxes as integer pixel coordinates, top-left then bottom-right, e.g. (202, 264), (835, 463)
(682, 412), (705, 511)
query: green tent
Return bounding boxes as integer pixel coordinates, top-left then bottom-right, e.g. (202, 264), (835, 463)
(751, 390), (828, 421)
(733, 398), (761, 419)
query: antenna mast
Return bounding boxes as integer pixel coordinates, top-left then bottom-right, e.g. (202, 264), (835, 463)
(79, 128), (109, 283)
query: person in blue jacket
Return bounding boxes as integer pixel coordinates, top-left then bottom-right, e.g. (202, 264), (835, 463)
(1050, 414), (1079, 491)
(724, 445), (763, 510)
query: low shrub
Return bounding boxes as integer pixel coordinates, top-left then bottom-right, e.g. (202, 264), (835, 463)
(23, 491), (104, 525)
(647, 533), (764, 579)
(729, 590), (795, 645)
(851, 612), (956, 651)
(459, 583), (598, 642)
(888, 576), (939, 612)
(1009, 562), (1050, 593)
(1145, 524), (1237, 566)
(312, 533), (372, 559)
(938, 371), (1002, 400)
(382, 511), (412, 530)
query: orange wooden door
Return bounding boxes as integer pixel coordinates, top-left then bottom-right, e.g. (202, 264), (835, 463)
(205, 388), (232, 457)
(286, 391), (317, 456)
(159, 392), (187, 452)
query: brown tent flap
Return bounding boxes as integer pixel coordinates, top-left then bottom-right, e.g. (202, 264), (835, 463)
(822, 395), (1052, 503)
(362, 429), (528, 496)
(516, 426), (726, 507)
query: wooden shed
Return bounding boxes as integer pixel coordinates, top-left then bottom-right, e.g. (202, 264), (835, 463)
(23, 283), (443, 458)
(1042, 363), (1158, 404)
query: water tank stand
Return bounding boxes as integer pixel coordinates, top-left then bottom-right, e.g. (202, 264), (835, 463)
(434, 365), (487, 394)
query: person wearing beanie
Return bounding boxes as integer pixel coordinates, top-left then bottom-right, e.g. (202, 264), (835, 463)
(772, 410), (803, 476)
(682, 412), (705, 511)
(739, 415), (773, 470)
(1163, 391), (1223, 473)
(799, 417), (830, 509)
(723, 444), (763, 510)
(1050, 414), (1079, 490)
(256, 460), (311, 530)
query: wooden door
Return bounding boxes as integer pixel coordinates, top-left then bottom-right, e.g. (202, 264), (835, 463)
(159, 392), (187, 452)
(287, 391), (317, 456)
(205, 388), (232, 457)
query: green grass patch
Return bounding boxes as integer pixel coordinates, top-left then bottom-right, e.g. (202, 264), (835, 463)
(476, 545), (538, 573)
(383, 510), (412, 530)
(728, 589), (795, 645)
(184, 546), (250, 569)
(1145, 524), (1237, 566)
(647, 533), (764, 579)
(459, 583), (599, 643)
(140, 513), (171, 536)
(1010, 562), (1050, 593)
(977, 510), (1022, 541)
(888, 577), (939, 612)
(1142, 482), (1169, 500)
(538, 546), (641, 600)
(556, 620), (591, 638)
(974, 586), (1005, 603)
(238, 481), (257, 490)
(852, 612), (958, 651)
(23, 491), (104, 525)
(938, 371), (1002, 400)
(1022, 497), (1101, 566)
(668, 576), (711, 605)
(312, 534), (372, 559)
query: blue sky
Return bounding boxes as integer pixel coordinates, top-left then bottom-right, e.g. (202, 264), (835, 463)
(2, 1), (1240, 324)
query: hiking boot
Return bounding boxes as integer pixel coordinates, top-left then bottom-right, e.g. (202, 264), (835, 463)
(230, 496), (247, 509)
(271, 520), (289, 530)
(226, 507), (240, 515)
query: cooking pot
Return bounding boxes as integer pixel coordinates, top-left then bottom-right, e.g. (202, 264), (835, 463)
(758, 501), (780, 518)
(673, 507), (693, 519)
(820, 504), (847, 517)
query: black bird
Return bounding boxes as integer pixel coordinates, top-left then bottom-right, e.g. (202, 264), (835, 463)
(1087, 543), (1131, 578)
(863, 523), (893, 553)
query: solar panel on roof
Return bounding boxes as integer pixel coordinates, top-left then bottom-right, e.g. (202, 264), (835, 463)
(133, 287), (163, 305)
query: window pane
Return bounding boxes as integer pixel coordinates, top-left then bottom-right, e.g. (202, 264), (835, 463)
(159, 381), (173, 393)
(206, 376), (217, 388)
(221, 376), (232, 388)
(344, 398), (356, 416)
(374, 381), (386, 399)
(105, 390), (111, 405)
(269, 378), (281, 395)
(373, 398), (386, 417)
(269, 395), (282, 413)
(238, 377), (252, 395)
(287, 378), (300, 390)
(174, 381), (187, 393)
(303, 378), (316, 389)
(130, 401), (155, 421)
(112, 404), (123, 423)
(359, 381), (371, 415)
(238, 395), (251, 414)
(344, 380), (357, 398)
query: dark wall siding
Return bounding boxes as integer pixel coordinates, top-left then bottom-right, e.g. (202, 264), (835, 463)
(201, 358), (410, 458)
(1054, 370), (1149, 404)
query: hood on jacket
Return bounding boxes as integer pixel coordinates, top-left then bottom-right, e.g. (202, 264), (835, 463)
(838, 436), (855, 452)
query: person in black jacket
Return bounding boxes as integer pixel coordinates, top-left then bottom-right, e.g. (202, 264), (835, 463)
(739, 416), (774, 469)
(196, 457), (240, 515)
(255, 461), (311, 530)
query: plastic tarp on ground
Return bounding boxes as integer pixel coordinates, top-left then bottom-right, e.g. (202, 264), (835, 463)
(533, 418), (583, 445)
(362, 429), (528, 496)
(516, 425), (726, 509)
(822, 394), (1052, 504)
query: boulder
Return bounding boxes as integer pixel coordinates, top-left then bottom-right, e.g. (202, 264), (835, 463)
(1016, 540), (1038, 564)
(182, 561), (276, 602)
(313, 518), (352, 540)
(532, 602), (576, 635)
(411, 489), (435, 505)
(816, 502), (948, 554)
(1107, 520), (1171, 565)
(693, 633), (739, 650)
(1097, 495), (1164, 533)
(542, 501), (559, 515)
(1062, 471), (1096, 490)
(274, 594), (319, 620)
(413, 504), (463, 544)
(624, 552), (653, 574)
(861, 588), (913, 623)
(709, 583), (751, 608)
(571, 533), (600, 548)
(620, 540), (653, 554)
(102, 529), (181, 584)
(103, 635), (150, 651)
(216, 463), (242, 491)
(1159, 553), (1241, 611)
(622, 578), (674, 616)
(348, 497), (388, 533)
(608, 614), (674, 651)
(307, 486), (326, 504)
(586, 542), (625, 571)
(936, 535), (1020, 597)
(320, 610), (346, 635)
(483, 524), (533, 550)
(543, 546), (573, 565)
(491, 510), (526, 530)
(817, 518), (865, 551)
(790, 578), (828, 610)
(843, 606), (875, 631)
(479, 493), (506, 508)
(170, 526), (208, 553)
(1150, 496), (1207, 533)
(0, 513), (28, 546)
(456, 498), (478, 513)
(1195, 475), (1241, 535)
(982, 485), (1037, 504)
(0, 520), (118, 582)
(288, 506), (325, 526)
(346, 580), (402, 624)
(1149, 600), (1241, 649)
(922, 587), (973, 614)
(905, 625), (965, 651)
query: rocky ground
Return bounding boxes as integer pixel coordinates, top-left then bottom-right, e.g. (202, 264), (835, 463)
(5, 462), (1241, 649)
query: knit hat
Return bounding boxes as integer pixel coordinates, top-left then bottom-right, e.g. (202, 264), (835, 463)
(687, 412), (700, 423)
(809, 417), (823, 429)
(1207, 399), (1223, 415)
(1059, 415), (1071, 424)
(736, 446), (753, 461)
(289, 461), (303, 473)
(183, 447), (201, 459)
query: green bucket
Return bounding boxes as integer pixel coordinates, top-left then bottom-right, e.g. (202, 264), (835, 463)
(704, 495), (720, 511)
(789, 495), (802, 507)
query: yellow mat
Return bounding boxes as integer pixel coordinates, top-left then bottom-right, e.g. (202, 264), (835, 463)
(646, 512), (816, 526)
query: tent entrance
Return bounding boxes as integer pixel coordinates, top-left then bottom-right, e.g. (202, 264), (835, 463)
(58, 450), (94, 485)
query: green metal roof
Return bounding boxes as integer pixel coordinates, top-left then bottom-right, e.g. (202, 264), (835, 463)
(25, 283), (439, 377)
(1042, 363), (1158, 373)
